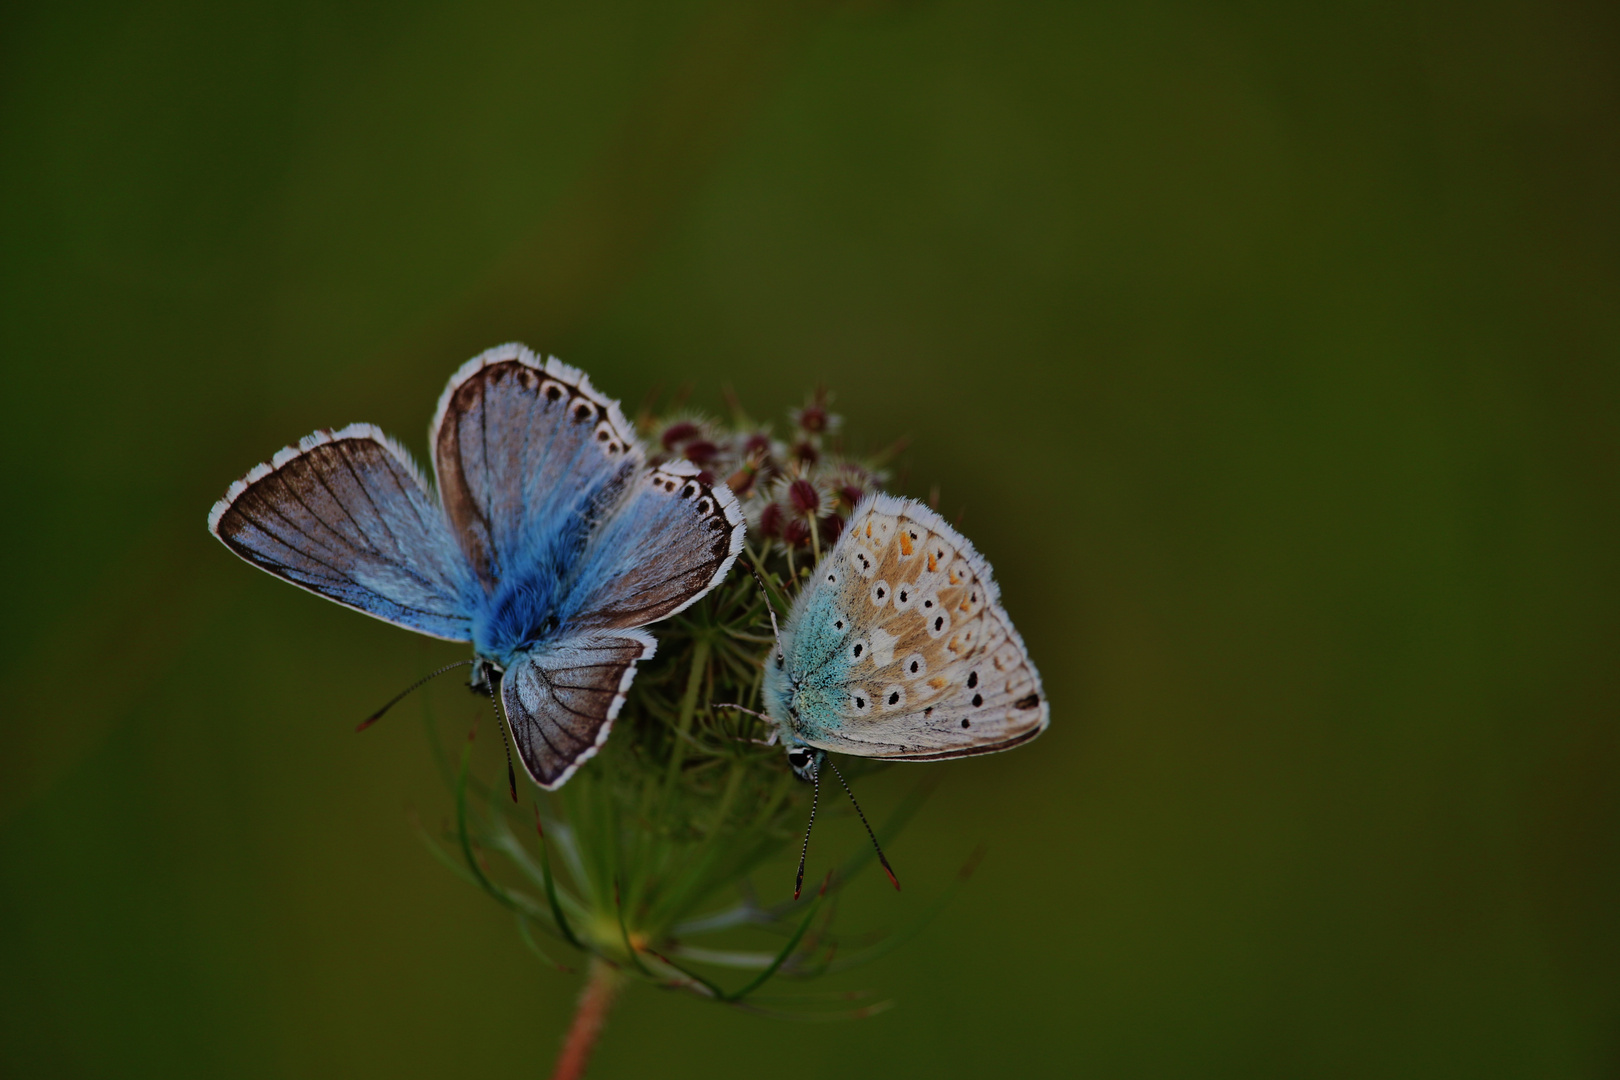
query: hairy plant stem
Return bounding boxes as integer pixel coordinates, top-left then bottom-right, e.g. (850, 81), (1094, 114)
(551, 958), (624, 1080)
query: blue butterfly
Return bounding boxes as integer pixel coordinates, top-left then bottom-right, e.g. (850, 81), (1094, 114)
(208, 344), (745, 789)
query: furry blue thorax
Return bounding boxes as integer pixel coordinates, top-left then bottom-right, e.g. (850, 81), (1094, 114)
(470, 496), (595, 666)
(763, 584), (853, 746)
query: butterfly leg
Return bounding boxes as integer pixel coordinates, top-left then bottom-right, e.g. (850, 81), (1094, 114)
(713, 703), (780, 745)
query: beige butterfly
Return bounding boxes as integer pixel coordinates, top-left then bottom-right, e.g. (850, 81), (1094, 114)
(728, 492), (1048, 895)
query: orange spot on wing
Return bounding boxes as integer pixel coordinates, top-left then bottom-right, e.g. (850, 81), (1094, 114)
(899, 532), (913, 556)
(928, 676), (948, 690)
(865, 520), (873, 538)
(927, 552), (938, 572)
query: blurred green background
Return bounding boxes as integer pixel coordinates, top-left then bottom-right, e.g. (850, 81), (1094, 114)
(3, 1), (1617, 1076)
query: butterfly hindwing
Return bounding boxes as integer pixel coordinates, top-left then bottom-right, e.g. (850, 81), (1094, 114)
(567, 460), (745, 633)
(208, 425), (475, 641)
(787, 493), (1047, 759)
(500, 630), (657, 788)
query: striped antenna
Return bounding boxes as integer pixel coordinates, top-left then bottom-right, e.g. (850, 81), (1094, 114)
(479, 668), (518, 803)
(356, 659), (474, 732)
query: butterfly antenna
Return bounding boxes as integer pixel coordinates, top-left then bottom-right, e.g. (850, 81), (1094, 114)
(794, 761), (820, 901)
(356, 659), (474, 732)
(746, 564), (787, 668)
(481, 676), (518, 803)
(825, 759), (900, 892)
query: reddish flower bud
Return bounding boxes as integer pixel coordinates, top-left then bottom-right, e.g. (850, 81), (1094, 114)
(743, 432), (772, 457)
(788, 479), (820, 515)
(798, 405), (827, 433)
(725, 467), (756, 498)
(793, 441), (819, 465)
(684, 440), (718, 465)
(661, 422), (700, 449)
(840, 484), (864, 507)
(819, 514), (844, 545)
(782, 518), (811, 547)
(758, 502), (783, 538)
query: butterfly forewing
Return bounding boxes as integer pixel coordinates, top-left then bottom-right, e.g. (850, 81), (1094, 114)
(788, 493), (1048, 759)
(431, 348), (642, 588)
(208, 425), (475, 641)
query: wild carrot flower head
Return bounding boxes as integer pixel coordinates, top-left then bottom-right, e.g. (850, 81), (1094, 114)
(422, 387), (957, 1020)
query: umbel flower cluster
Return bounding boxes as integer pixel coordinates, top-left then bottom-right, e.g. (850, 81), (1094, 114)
(420, 389), (967, 1021)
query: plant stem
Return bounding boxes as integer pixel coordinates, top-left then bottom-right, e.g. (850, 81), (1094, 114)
(551, 958), (623, 1080)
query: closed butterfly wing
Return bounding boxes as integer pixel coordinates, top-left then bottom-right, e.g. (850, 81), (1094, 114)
(787, 493), (1048, 759)
(208, 425), (475, 641)
(500, 631), (657, 788)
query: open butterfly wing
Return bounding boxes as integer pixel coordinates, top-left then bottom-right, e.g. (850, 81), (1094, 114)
(208, 425), (475, 640)
(566, 461), (745, 632)
(500, 631), (656, 789)
(430, 345), (642, 590)
(432, 344), (745, 631)
(790, 493), (1049, 760)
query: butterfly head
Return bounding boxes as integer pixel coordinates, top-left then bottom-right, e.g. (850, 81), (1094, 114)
(786, 743), (824, 782)
(469, 656), (504, 695)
